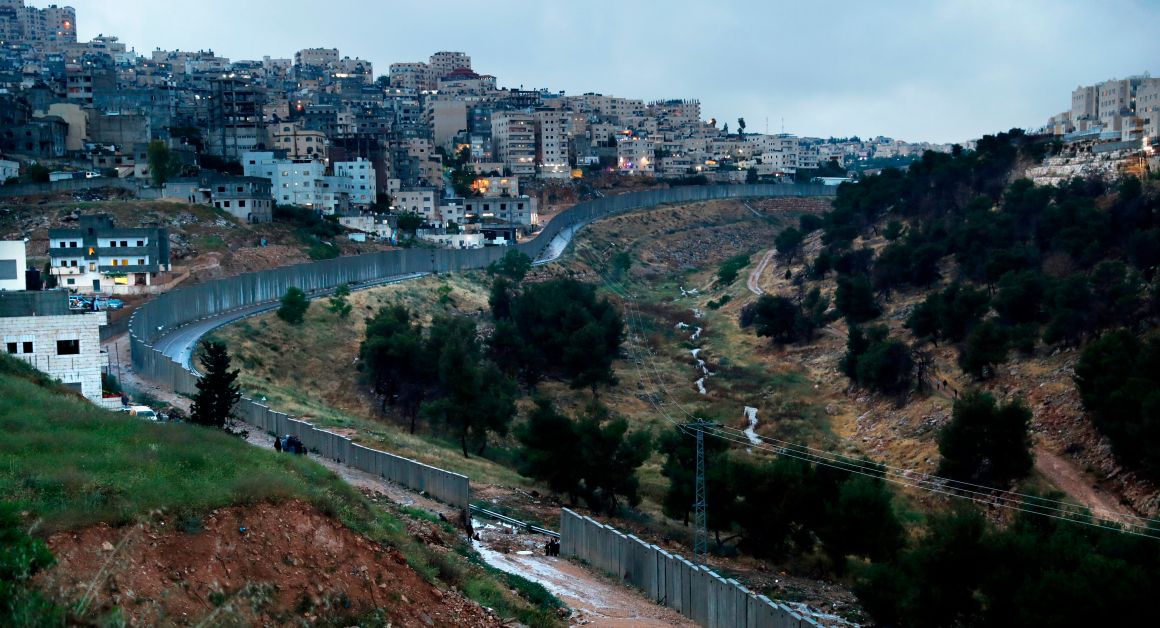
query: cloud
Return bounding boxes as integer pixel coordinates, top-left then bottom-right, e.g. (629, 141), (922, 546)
(64, 0), (1160, 142)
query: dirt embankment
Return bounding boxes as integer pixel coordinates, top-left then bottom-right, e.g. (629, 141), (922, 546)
(39, 500), (499, 627)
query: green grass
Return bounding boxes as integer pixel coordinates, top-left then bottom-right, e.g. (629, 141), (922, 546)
(0, 353), (565, 625)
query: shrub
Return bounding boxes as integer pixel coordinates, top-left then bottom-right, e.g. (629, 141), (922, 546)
(937, 391), (1033, 488)
(277, 287), (310, 325)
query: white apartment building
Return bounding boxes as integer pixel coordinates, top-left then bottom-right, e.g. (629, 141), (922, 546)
(1098, 79), (1132, 132)
(492, 111), (537, 176)
(463, 196), (539, 226)
(1, 290), (116, 409)
(390, 62), (433, 91)
(295, 47), (339, 67)
(244, 152), (328, 209)
(334, 158), (376, 208)
(535, 109), (571, 179)
(268, 123), (328, 161)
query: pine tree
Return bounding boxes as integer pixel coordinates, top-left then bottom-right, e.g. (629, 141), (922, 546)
(189, 341), (242, 430)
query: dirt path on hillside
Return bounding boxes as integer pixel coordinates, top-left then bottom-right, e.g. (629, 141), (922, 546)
(747, 248), (776, 295)
(1033, 446), (1137, 525)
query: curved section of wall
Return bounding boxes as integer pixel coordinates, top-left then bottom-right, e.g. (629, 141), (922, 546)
(128, 184), (835, 508)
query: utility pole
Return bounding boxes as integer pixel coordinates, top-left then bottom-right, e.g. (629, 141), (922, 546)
(686, 418), (715, 564)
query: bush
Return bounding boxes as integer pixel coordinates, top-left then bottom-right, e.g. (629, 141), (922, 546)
(937, 391), (1033, 488)
(277, 287), (310, 325)
(716, 254), (750, 286)
(843, 326), (913, 395)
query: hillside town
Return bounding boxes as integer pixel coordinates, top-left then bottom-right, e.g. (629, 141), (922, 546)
(0, 1), (963, 247)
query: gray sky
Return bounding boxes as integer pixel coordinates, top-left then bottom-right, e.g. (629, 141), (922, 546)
(65, 0), (1160, 143)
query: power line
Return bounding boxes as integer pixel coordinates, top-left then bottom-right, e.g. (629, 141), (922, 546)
(573, 241), (1160, 539)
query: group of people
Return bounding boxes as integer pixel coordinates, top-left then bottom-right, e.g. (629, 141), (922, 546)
(274, 434), (307, 455)
(544, 538), (561, 556)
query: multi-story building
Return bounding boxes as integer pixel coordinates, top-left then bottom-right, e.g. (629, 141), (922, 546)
(492, 110), (536, 176)
(0, 1), (75, 44)
(208, 76), (265, 160)
(463, 195), (538, 226)
(1097, 79), (1132, 133)
(394, 187), (439, 224)
(334, 157), (375, 207)
(534, 109), (571, 179)
(1, 289), (116, 409)
(295, 47), (339, 68)
(617, 135), (654, 174)
(205, 174), (274, 223)
(268, 121), (328, 161)
(389, 61), (432, 91)
(0, 158), (18, 183)
(48, 215), (171, 294)
(429, 51), (470, 79)
(243, 150), (328, 210)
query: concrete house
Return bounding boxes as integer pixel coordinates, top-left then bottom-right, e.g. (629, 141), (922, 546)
(0, 289), (118, 410)
(48, 215), (171, 294)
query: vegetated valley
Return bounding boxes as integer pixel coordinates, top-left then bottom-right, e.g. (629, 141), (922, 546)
(212, 132), (1160, 626)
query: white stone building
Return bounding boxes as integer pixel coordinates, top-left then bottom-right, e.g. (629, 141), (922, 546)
(0, 240), (26, 291)
(0, 290), (117, 409)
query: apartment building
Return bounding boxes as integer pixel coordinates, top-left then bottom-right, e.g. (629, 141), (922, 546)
(395, 188), (439, 224)
(492, 110), (536, 176)
(334, 157), (376, 207)
(48, 215), (170, 294)
(268, 122), (328, 161)
(389, 61), (432, 91)
(295, 47), (339, 67)
(429, 51), (470, 79)
(1, 289), (116, 409)
(535, 109), (571, 179)
(244, 151), (327, 209)
(463, 195), (538, 226)
(617, 135), (654, 174)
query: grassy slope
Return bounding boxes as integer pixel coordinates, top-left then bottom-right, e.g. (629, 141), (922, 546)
(209, 199), (837, 518)
(0, 354), (562, 626)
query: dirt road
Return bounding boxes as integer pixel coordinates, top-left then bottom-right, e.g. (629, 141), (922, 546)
(747, 248), (776, 295)
(1033, 447), (1137, 525)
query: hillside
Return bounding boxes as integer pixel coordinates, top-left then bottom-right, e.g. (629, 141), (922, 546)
(0, 194), (395, 289)
(0, 353), (561, 626)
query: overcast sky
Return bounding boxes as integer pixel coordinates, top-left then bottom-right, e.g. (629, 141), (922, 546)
(64, 0), (1160, 144)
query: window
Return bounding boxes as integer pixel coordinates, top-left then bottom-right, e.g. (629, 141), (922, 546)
(239, 200), (246, 207)
(223, 201), (230, 208)
(109, 241), (117, 247)
(111, 259), (118, 266)
(5, 342), (14, 354)
(217, 186), (226, 192)
(136, 240), (144, 246)
(120, 241), (128, 247)
(122, 259), (129, 266)
(67, 278), (74, 285)
(22, 341), (33, 353)
(56, 339), (79, 355)
(137, 258), (145, 265)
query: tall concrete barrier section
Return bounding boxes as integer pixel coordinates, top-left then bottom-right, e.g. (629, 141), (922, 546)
(128, 185), (833, 524)
(559, 509), (819, 628)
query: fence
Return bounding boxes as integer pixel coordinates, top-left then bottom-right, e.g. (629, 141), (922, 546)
(0, 178), (141, 198)
(560, 509), (818, 628)
(127, 185), (834, 515)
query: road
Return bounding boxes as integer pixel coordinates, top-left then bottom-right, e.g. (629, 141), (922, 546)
(747, 248), (776, 295)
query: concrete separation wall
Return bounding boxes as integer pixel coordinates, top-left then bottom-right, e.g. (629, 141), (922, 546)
(0, 178), (141, 197)
(559, 509), (819, 628)
(127, 185), (834, 519)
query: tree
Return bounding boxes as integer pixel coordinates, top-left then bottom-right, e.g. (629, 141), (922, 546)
(856, 337), (914, 395)
(147, 139), (182, 187)
(746, 167), (758, 184)
(574, 400), (652, 512)
(817, 475), (903, 573)
(775, 227), (804, 263)
(24, 164), (50, 183)
(659, 426), (736, 539)
(327, 283), (352, 318)
(799, 214), (824, 234)
(515, 398), (584, 502)
(883, 220), (905, 241)
(737, 117), (746, 137)
(489, 248), (532, 282)
(422, 315), (517, 456)
(937, 391), (1033, 488)
(835, 274), (881, 323)
(957, 319), (1009, 379)
(752, 294), (804, 345)
(396, 211), (424, 233)
(360, 306), (430, 431)
(189, 341), (242, 430)
(1074, 330), (1160, 479)
(277, 287), (310, 324)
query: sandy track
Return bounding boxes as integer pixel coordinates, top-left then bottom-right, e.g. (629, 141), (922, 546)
(747, 248), (776, 295)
